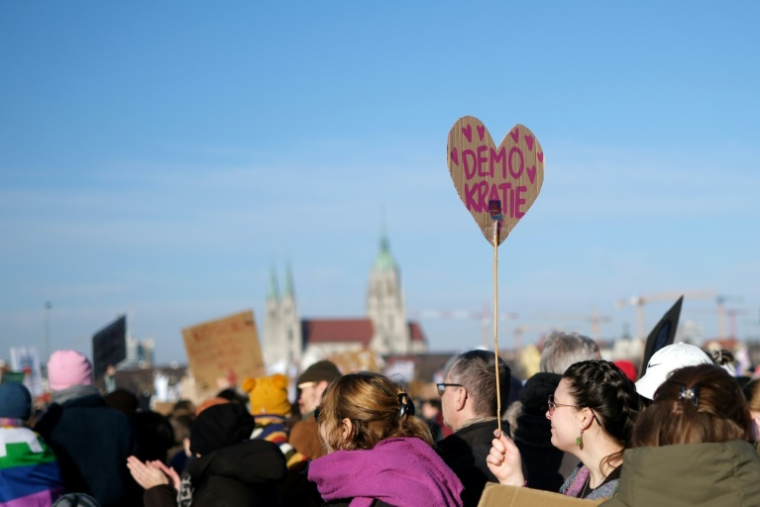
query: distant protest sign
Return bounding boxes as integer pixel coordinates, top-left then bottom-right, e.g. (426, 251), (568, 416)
(92, 315), (127, 381)
(328, 349), (382, 374)
(447, 116), (544, 244)
(10, 346), (43, 396)
(182, 310), (265, 396)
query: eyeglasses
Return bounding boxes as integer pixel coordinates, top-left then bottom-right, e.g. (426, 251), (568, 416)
(313, 406), (321, 422)
(437, 383), (464, 396)
(548, 395), (602, 425)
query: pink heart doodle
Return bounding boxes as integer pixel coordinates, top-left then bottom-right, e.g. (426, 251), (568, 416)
(450, 148), (459, 165)
(477, 125), (485, 141)
(462, 125), (472, 143)
(509, 128), (520, 143)
(526, 165), (536, 184)
(537, 151), (544, 163)
(525, 135), (534, 152)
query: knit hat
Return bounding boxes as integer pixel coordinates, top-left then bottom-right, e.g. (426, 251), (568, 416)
(53, 493), (100, 507)
(0, 382), (32, 420)
(195, 397), (230, 417)
(47, 350), (93, 391)
(636, 342), (713, 400)
(613, 360), (638, 382)
(241, 373), (291, 416)
(297, 360), (341, 387)
(190, 403), (256, 456)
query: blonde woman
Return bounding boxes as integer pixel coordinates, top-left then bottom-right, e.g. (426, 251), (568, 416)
(308, 372), (463, 507)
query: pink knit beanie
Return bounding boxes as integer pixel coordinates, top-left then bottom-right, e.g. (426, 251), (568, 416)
(48, 350), (93, 391)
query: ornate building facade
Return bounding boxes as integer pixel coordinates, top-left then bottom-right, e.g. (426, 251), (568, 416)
(262, 234), (427, 369)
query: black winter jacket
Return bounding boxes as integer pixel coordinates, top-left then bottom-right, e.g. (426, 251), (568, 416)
(144, 439), (287, 507)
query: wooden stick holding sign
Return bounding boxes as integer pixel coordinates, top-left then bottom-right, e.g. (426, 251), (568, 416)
(447, 116), (544, 433)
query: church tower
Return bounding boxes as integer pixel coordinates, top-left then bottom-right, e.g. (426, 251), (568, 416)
(367, 231), (410, 354)
(263, 265), (284, 367)
(280, 262), (302, 365)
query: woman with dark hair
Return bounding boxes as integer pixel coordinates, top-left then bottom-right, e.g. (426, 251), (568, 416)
(308, 372), (464, 507)
(487, 360), (640, 500)
(601, 364), (760, 507)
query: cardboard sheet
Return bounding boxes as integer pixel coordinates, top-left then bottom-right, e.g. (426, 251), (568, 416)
(477, 483), (603, 507)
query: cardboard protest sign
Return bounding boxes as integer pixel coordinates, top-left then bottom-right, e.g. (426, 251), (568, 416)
(92, 315), (127, 381)
(477, 483), (603, 507)
(182, 310), (265, 396)
(10, 346), (43, 396)
(447, 116), (544, 244)
(447, 115), (545, 432)
(328, 349), (383, 374)
(640, 296), (683, 376)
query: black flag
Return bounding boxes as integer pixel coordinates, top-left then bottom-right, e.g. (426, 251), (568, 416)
(640, 296), (683, 377)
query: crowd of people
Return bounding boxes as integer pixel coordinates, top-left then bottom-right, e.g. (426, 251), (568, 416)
(1, 333), (759, 506)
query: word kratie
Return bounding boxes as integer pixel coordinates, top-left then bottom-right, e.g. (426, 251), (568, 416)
(451, 140), (539, 219)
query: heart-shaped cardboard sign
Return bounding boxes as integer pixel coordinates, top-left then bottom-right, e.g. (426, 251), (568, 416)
(447, 116), (544, 245)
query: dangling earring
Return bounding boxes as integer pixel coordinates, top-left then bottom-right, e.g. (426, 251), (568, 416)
(576, 429), (584, 450)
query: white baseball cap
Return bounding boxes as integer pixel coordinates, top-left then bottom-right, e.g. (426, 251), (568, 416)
(635, 342), (713, 400)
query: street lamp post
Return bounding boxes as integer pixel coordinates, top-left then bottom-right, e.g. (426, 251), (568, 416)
(44, 302), (52, 364)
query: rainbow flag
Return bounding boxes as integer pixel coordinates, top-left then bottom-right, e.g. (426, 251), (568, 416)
(0, 426), (64, 507)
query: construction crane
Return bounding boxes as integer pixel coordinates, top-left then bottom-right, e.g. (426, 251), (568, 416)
(615, 290), (716, 340)
(716, 295), (744, 339)
(534, 307), (611, 341)
(686, 307), (750, 339)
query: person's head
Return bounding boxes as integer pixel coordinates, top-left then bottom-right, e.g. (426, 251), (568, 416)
(421, 399), (441, 420)
(539, 332), (601, 374)
(172, 399), (196, 419)
(635, 342), (714, 400)
(47, 350), (93, 391)
(190, 402), (256, 456)
(316, 371), (432, 453)
(547, 360), (640, 461)
(297, 360), (341, 414)
(195, 397), (230, 417)
(53, 493), (100, 507)
(104, 388), (139, 417)
(633, 364), (752, 447)
(242, 373), (291, 416)
(743, 378), (760, 421)
(440, 349), (511, 431)
(215, 388), (247, 405)
(0, 382), (32, 421)
(134, 410), (176, 462)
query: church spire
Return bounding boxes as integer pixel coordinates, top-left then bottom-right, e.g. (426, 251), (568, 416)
(284, 262), (295, 299)
(267, 264), (280, 301)
(373, 222), (396, 272)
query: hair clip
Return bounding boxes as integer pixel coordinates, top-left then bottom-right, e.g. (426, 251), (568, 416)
(679, 385), (700, 407)
(398, 393), (415, 418)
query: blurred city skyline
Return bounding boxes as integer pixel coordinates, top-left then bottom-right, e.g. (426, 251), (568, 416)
(1, 2), (759, 364)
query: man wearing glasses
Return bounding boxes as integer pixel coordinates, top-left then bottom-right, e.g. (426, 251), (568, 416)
(436, 349), (511, 507)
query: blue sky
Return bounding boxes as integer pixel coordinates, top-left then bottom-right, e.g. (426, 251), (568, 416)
(1, 1), (759, 365)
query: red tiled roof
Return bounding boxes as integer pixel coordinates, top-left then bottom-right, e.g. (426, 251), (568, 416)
(408, 321), (426, 342)
(302, 318), (374, 347)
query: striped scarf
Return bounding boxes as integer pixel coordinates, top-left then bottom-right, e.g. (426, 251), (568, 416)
(251, 415), (307, 471)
